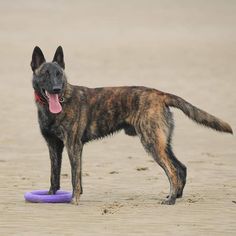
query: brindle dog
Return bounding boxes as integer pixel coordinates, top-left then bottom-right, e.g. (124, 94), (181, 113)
(31, 46), (233, 205)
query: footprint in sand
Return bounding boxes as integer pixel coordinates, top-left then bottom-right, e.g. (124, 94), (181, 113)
(136, 167), (149, 171)
(101, 201), (124, 215)
(109, 171), (119, 174)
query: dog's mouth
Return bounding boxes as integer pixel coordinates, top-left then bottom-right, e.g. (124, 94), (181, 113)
(41, 89), (62, 114)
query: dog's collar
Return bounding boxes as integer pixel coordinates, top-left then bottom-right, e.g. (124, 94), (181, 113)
(34, 91), (46, 105)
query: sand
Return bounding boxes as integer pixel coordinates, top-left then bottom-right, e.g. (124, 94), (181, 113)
(0, 0), (235, 235)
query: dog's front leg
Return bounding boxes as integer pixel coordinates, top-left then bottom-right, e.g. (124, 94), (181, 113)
(67, 141), (83, 205)
(43, 135), (64, 194)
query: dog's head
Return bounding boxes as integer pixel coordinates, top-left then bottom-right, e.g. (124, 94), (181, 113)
(31, 46), (66, 114)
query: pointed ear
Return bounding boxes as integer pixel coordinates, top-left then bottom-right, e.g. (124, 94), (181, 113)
(52, 46), (65, 69)
(31, 46), (46, 72)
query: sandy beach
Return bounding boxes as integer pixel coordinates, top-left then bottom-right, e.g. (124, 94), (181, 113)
(0, 0), (235, 235)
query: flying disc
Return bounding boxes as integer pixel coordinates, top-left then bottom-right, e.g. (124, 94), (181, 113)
(24, 190), (72, 203)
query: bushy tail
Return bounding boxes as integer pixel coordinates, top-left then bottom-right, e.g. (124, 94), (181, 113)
(164, 93), (233, 134)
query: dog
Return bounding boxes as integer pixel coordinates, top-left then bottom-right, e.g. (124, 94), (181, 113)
(31, 46), (233, 205)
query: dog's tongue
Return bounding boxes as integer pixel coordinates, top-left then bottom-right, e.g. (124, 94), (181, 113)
(47, 93), (62, 114)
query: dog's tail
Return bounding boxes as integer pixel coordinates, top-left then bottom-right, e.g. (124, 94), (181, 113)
(164, 93), (233, 134)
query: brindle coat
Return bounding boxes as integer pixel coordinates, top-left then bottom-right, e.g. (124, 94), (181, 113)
(31, 46), (233, 205)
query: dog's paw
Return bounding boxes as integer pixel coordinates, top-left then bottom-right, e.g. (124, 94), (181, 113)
(48, 186), (60, 195)
(71, 195), (80, 205)
(161, 197), (176, 205)
(166, 192), (183, 199)
(48, 188), (56, 195)
(70, 198), (79, 205)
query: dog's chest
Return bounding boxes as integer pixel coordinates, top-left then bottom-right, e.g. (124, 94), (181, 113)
(38, 109), (65, 139)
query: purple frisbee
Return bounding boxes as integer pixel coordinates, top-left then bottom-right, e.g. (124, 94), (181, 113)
(24, 190), (72, 203)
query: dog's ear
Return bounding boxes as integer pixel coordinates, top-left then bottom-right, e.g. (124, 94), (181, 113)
(53, 46), (65, 69)
(31, 46), (46, 72)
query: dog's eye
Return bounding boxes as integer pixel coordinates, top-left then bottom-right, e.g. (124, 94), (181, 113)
(56, 71), (61, 77)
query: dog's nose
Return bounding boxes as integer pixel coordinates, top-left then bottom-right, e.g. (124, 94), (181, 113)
(52, 86), (62, 94)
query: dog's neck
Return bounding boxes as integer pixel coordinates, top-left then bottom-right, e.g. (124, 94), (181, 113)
(62, 82), (73, 101)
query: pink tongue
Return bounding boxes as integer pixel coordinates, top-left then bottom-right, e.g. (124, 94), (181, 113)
(47, 93), (62, 114)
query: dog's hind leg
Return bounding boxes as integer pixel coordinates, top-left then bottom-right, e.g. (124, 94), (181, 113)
(136, 109), (183, 205)
(149, 136), (179, 205)
(166, 146), (187, 198)
(43, 135), (64, 194)
(165, 116), (187, 198)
